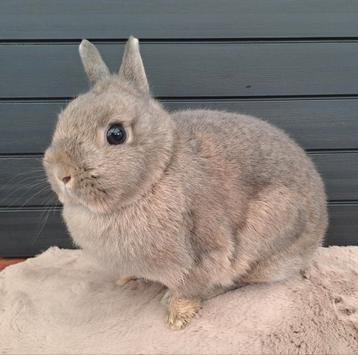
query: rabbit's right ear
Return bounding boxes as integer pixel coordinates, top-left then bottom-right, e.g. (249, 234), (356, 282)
(118, 36), (149, 94)
(79, 39), (110, 86)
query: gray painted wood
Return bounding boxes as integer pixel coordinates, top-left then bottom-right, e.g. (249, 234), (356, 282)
(327, 204), (358, 246)
(0, 203), (355, 256)
(310, 152), (358, 201)
(0, 208), (73, 257)
(0, 102), (60, 154)
(2, 42), (358, 98)
(1, 99), (358, 153)
(1, 1), (357, 254)
(0, 99), (358, 154)
(1, 0), (358, 40)
(1, 153), (357, 207)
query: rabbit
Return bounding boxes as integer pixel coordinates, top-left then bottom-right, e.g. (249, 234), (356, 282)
(43, 36), (328, 330)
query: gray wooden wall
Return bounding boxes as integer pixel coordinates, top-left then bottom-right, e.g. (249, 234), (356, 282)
(0, 1), (357, 256)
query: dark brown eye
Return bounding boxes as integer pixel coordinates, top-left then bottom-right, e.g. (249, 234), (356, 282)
(106, 124), (126, 145)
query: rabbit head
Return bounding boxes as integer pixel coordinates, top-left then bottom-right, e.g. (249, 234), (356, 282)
(43, 37), (175, 213)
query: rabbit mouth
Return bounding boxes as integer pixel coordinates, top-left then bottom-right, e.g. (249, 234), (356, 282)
(57, 184), (79, 206)
(63, 185), (76, 200)
(62, 185), (112, 214)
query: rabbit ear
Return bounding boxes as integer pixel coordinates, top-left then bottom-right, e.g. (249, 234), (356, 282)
(118, 36), (149, 94)
(79, 39), (110, 85)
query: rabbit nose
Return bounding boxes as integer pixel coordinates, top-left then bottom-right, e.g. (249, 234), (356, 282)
(62, 175), (72, 184)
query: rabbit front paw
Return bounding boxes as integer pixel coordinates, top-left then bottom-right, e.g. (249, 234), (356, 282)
(166, 295), (201, 330)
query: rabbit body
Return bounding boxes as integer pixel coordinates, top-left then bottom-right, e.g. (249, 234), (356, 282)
(44, 37), (328, 328)
(63, 108), (327, 298)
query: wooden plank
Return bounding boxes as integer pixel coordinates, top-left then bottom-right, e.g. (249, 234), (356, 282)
(2, 42), (358, 98)
(0, 153), (357, 207)
(0, 208), (73, 257)
(1, 0), (357, 40)
(0, 102), (60, 154)
(0, 203), (356, 257)
(327, 203), (358, 246)
(311, 152), (358, 201)
(1, 99), (358, 153)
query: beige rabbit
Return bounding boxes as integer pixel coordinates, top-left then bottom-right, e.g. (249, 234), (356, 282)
(43, 37), (328, 330)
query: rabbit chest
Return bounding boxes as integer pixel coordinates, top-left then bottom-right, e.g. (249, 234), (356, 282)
(62, 203), (190, 282)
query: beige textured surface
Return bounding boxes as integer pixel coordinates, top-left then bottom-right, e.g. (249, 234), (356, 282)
(0, 246), (357, 354)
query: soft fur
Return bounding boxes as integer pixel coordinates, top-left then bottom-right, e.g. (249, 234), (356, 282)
(43, 37), (328, 328)
(0, 246), (357, 354)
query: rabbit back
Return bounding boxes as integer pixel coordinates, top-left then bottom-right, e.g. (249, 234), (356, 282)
(168, 109), (328, 286)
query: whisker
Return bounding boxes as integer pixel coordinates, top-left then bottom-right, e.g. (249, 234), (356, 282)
(32, 196), (56, 244)
(1, 172), (43, 186)
(0, 180), (50, 206)
(33, 208), (52, 244)
(0, 163), (49, 205)
(18, 185), (52, 208)
(39, 191), (59, 207)
(0, 171), (48, 198)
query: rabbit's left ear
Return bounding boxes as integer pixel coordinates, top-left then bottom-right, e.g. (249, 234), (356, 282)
(79, 39), (110, 86)
(118, 36), (149, 94)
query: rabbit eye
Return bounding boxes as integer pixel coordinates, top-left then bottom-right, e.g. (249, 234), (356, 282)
(106, 124), (127, 145)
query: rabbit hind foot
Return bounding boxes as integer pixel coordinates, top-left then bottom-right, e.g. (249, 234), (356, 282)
(167, 294), (201, 330)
